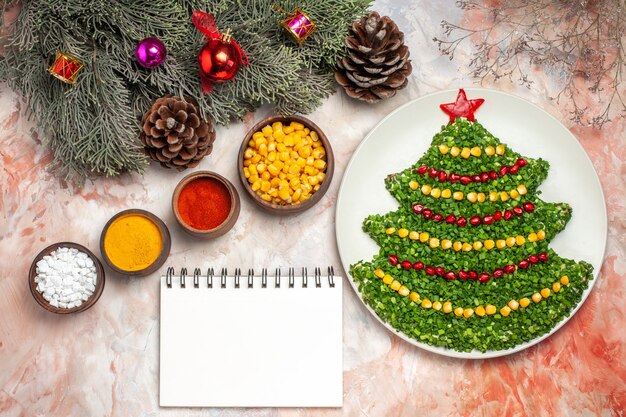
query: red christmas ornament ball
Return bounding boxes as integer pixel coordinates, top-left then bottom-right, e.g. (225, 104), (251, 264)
(198, 38), (241, 82)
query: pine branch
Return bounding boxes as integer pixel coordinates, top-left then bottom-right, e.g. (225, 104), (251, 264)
(0, 0), (372, 179)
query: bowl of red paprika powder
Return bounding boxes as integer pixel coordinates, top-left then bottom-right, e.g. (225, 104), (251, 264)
(172, 171), (241, 239)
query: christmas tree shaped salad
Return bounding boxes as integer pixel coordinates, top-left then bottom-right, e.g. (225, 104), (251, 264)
(350, 89), (594, 353)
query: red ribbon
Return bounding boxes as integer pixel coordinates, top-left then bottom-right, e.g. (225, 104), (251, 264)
(192, 10), (218, 37)
(192, 11), (249, 93)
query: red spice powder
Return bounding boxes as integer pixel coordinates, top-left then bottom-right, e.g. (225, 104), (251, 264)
(178, 178), (232, 230)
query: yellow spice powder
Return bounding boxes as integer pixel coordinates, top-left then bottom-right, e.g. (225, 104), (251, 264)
(104, 214), (162, 271)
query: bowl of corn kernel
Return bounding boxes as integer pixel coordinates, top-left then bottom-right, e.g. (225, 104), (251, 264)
(238, 115), (334, 214)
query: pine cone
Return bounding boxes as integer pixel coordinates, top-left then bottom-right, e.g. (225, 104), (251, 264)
(140, 96), (215, 171)
(335, 12), (412, 103)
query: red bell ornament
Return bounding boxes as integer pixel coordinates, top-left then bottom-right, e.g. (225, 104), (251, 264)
(198, 32), (241, 83)
(192, 11), (248, 94)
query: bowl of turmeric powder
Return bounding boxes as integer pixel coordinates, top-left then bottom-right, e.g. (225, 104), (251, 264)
(238, 115), (334, 214)
(99, 209), (171, 276)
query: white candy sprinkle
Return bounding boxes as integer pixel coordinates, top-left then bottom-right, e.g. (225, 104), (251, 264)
(35, 246), (97, 310)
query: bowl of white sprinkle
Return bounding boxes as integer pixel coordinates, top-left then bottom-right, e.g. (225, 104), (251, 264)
(29, 242), (105, 314)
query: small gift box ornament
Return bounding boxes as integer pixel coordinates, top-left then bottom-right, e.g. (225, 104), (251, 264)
(48, 51), (84, 84)
(274, 6), (316, 45)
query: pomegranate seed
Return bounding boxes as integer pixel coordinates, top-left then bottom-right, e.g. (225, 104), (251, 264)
(413, 261), (424, 270)
(417, 165), (428, 175)
(483, 215), (494, 225)
(433, 214), (443, 222)
(470, 216), (481, 226)
(425, 266), (436, 276)
(516, 158), (527, 167)
(513, 207), (524, 216)
(472, 174), (482, 183)
(523, 202), (535, 212)
(469, 271), (478, 280)
(449, 173), (460, 182)
(478, 273), (491, 283)
(412, 203), (424, 214)
(503, 264), (516, 274)
(389, 255), (399, 266)
(458, 270), (469, 280)
(438, 171), (447, 182)
(445, 214), (456, 224)
(494, 211), (502, 221)
(493, 268), (504, 278)
(445, 271), (456, 280)
(480, 172), (490, 182)
(489, 171), (498, 180)
(518, 260), (530, 269)
(460, 176), (472, 185)
(457, 217), (467, 227)
(436, 267), (445, 277)
(528, 255), (539, 264)
(504, 210), (514, 220)
(428, 167), (438, 178)
(423, 209), (433, 219)
(510, 164), (520, 174)
(538, 252), (549, 262)
(499, 166), (509, 176)
(401, 260), (412, 270)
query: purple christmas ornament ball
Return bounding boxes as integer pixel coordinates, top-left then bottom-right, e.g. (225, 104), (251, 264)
(135, 37), (167, 69)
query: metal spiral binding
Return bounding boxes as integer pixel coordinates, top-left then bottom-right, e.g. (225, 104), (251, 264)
(220, 268), (227, 288)
(315, 267), (322, 288)
(247, 269), (254, 288)
(207, 268), (214, 288)
(166, 266), (337, 289)
(288, 267), (295, 288)
(180, 268), (187, 288)
(166, 267), (174, 288)
(193, 268), (201, 288)
(234, 268), (241, 288)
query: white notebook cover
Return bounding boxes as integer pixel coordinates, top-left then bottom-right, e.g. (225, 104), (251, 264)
(159, 272), (343, 408)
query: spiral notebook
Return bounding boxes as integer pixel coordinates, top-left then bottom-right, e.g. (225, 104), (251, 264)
(160, 267), (343, 408)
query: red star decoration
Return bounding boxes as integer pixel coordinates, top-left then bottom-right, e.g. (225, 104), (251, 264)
(440, 89), (485, 123)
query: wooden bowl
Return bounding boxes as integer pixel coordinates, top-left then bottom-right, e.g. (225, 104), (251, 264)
(172, 171), (241, 239)
(100, 209), (171, 276)
(29, 242), (105, 314)
(237, 115), (334, 214)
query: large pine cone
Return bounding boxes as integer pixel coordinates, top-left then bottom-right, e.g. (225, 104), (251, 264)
(335, 12), (412, 103)
(140, 96), (215, 171)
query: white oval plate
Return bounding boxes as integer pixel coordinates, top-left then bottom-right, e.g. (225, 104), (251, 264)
(335, 88), (607, 359)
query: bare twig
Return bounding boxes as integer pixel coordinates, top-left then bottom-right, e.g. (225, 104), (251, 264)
(433, 0), (626, 128)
